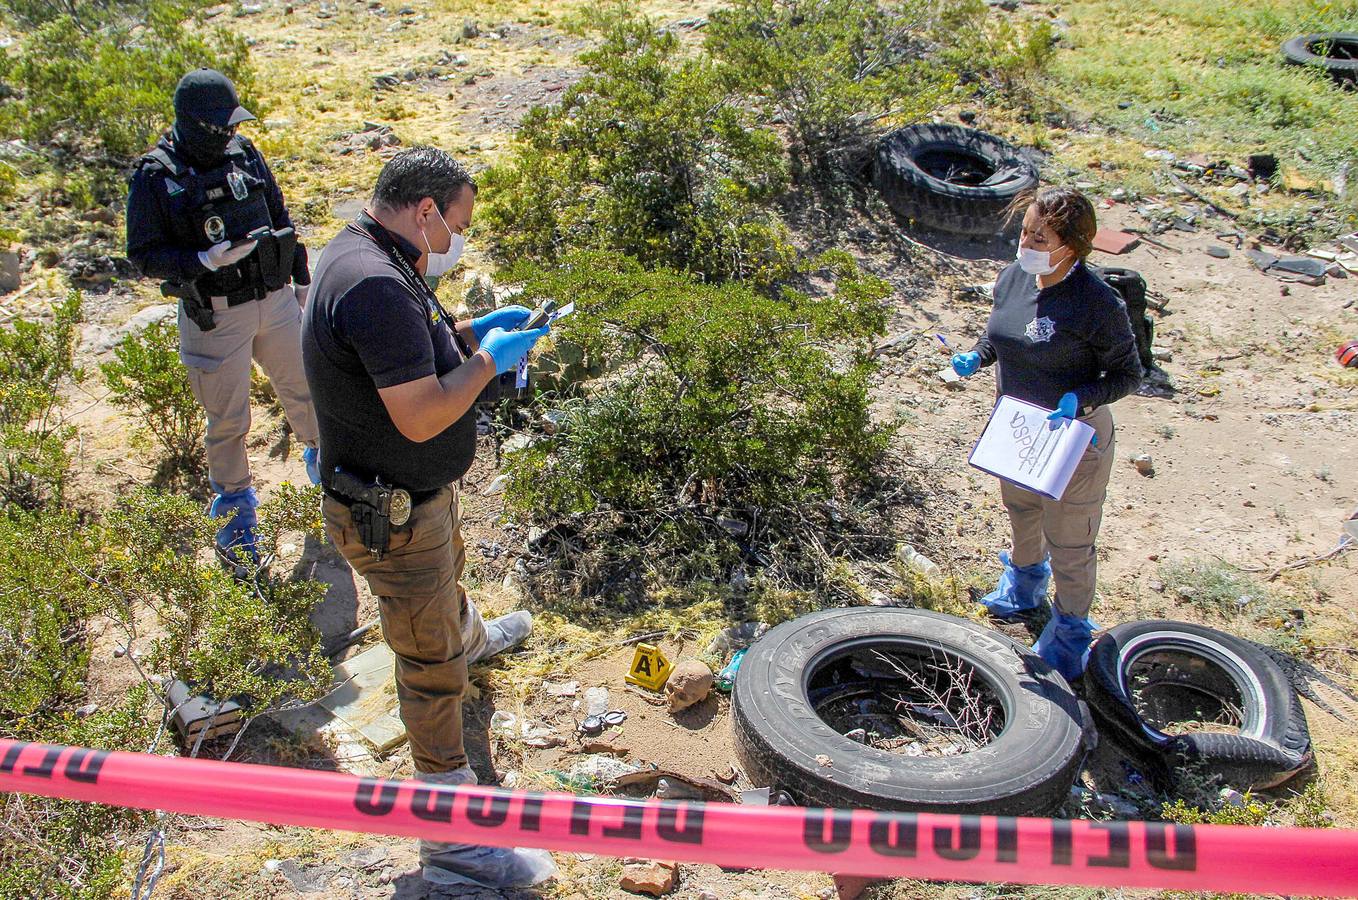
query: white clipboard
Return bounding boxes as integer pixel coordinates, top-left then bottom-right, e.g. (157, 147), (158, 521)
(968, 395), (1096, 500)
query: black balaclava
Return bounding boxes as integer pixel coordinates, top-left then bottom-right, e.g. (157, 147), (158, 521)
(170, 68), (255, 170)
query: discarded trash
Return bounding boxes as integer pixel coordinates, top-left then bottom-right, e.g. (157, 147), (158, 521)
(490, 710), (519, 736)
(705, 622), (769, 656)
(1336, 340), (1358, 368)
(578, 715), (605, 736)
(481, 473), (509, 495)
(492, 711), (561, 747)
(666, 659), (714, 712)
(655, 777), (704, 800)
(565, 754), (642, 787)
(625, 643), (673, 692)
(896, 543), (941, 577)
(167, 679), (242, 744)
(1091, 229), (1141, 255)
(715, 649), (746, 692)
(1343, 507), (1358, 544)
(1132, 454), (1155, 476)
(740, 787), (772, 805)
(544, 679), (579, 698)
(1272, 256), (1329, 278)
(717, 517), (748, 537)
(584, 686), (610, 717)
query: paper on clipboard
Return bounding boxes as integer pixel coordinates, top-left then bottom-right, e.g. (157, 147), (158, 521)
(968, 395), (1096, 501)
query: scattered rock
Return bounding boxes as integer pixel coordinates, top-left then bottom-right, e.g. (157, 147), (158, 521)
(938, 366), (964, 388)
(1132, 454), (1155, 476)
(665, 659), (713, 712)
(715, 765), (737, 784)
(1149, 580), (1165, 593)
(1205, 245), (1231, 259)
(1151, 347), (1173, 362)
(0, 250), (23, 294)
(833, 874), (882, 900)
(619, 859), (678, 896)
(815, 754), (833, 767)
(343, 846), (389, 870)
(460, 18), (479, 39)
(74, 703), (99, 718)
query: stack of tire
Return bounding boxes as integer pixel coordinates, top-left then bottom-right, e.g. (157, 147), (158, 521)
(873, 125), (1038, 236)
(731, 609), (1312, 815)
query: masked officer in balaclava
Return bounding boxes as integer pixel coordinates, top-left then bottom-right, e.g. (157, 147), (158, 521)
(126, 68), (320, 572)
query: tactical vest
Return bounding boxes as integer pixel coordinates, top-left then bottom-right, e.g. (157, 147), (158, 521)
(137, 137), (276, 299)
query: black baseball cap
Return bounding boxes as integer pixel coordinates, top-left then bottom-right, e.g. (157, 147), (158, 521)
(173, 68), (255, 127)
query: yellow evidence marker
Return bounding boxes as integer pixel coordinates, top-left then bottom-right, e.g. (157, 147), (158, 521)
(624, 642), (673, 692)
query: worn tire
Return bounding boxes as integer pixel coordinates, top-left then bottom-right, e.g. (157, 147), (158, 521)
(1084, 620), (1312, 790)
(1282, 33), (1358, 82)
(731, 608), (1085, 815)
(873, 125), (1038, 236)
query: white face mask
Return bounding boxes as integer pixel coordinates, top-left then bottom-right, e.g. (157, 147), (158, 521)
(1016, 244), (1068, 276)
(421, 206), (465, 279)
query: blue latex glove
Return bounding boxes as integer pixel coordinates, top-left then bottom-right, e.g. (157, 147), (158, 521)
(471, 305), (532, 342)
(1047, 391), (1079, 422)
(951, 351), (981, 377)
(302, 446), (321, 486)
(480, 324), (550, 375)
(209, 487), (260, 567)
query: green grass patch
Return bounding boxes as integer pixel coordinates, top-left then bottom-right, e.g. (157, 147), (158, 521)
(1047, 0), (1358, 226)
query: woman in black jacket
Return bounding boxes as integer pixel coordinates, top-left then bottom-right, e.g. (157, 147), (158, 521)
(951, 186), (1142, 679)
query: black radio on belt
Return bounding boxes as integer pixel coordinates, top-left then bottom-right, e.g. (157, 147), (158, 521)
(331, 468), (412, 560)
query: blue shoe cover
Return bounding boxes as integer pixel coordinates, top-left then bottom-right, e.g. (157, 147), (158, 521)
(1033, 612), (1097, 681)
(302, 446), (321, 486)
(209, 487), (260, 566)
(980, 551), (1051, 618)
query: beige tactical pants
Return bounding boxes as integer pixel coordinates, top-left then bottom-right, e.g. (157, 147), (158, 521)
(177, 285), (319, 494)
(1001, 405), (1116, 619)
(323, 484), (489, 774)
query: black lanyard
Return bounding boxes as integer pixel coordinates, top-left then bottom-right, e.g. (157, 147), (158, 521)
(355, 214), (471, 362)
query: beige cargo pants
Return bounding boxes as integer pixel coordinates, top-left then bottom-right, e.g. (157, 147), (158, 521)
(177, 285), (319, 494)
(1001, 405), (1116, 619)
(323, 484), (489, 774)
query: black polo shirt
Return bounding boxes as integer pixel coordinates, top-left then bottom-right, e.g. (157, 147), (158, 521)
(302, 212), (476, 493)
(970, 260), (1143, 411)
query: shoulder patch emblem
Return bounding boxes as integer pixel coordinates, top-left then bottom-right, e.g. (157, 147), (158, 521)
(1024, 315), (1056, 343)
(164, 178), (185, 197)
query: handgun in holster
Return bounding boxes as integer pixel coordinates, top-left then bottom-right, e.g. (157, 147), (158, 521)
(331, 468), (410, 560)
(162, 280), (215, 332)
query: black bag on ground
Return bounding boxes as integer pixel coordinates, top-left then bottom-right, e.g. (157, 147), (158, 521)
(1091, 265), (1155, 372)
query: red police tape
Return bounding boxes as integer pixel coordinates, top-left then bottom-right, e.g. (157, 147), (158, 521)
(3, 738), (1357, 895)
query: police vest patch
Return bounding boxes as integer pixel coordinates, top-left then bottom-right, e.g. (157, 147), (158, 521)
(164, 178), (185, 197)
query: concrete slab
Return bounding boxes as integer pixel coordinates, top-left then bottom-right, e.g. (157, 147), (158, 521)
(321, 643), (407, 753)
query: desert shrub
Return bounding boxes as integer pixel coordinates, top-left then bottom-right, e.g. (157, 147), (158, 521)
(480, 5), (791, 284)
(102, 316), (206, 482)
(0, 0), (253, 157)
(0, 485), (329, 899)
(0, 290), (82, 510)
(930, 0), (1056, 101)
(500, 251), (896, 616)
(96, 485), (330, 710)
(704, 0), (957, 184)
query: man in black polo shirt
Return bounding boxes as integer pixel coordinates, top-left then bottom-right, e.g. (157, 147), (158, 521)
(302, 147), (553, 888)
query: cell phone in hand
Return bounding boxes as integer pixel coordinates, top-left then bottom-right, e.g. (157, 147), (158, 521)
(519, 299), (558, 331)
(229, 227), (271, 250)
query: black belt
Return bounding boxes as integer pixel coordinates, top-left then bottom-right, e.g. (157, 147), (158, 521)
(219, 284), (269, 306)
(323, 484), (440, 508)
